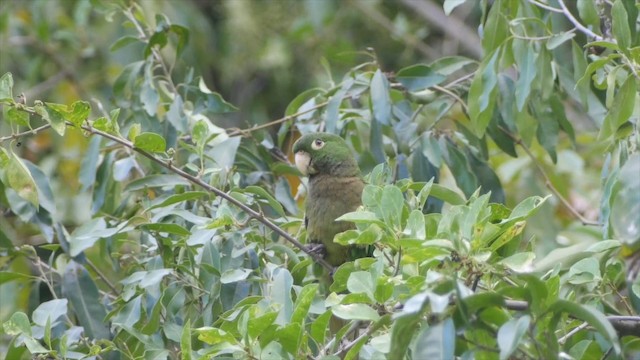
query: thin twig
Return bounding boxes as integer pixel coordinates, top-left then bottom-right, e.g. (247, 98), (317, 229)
(432, 85), (469, 114)
(557, 0), (605, 41)
(499, 127), (601, 226)
(85, 258), (119, 294)
(0, 123), (53, 142)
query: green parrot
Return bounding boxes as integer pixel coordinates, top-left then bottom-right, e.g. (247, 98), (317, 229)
(293, 132), (365, 267)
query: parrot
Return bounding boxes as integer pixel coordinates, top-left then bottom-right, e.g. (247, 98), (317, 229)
(293, 132), (365, 267)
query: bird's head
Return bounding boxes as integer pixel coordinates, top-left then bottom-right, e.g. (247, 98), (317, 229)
(293, 132), (360, 178)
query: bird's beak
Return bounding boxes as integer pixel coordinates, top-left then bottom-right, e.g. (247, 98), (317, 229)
(295, 151), (311, 176)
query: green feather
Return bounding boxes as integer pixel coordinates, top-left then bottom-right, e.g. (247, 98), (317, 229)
(293, 133), (365, 266)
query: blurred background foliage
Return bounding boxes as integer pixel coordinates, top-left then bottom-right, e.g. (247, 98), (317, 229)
(1, 0), (606, 248)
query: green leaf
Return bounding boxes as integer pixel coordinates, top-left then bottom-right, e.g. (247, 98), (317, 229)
(34, 103), (63, 136)
(468, 49), (499, 137)
(67, 101), (91, 126)
(144, 28), (168, 58)
(482, 0), (508, 53)
(134, 132), (167, 153)
(3, 312), (30, 336)
(347, 271), (376, 302)
(403, 210), (426, 240)
(6, 151), (39, 207)
(514, 39), (538, 111)
(199, 77), (238, 113)
(389, 314), (421, 360)
(243, 186), (286, 217)
(549, 300), (621, 356)
(110, 35), (140, 52)
(196, 327), (238, 345)
(611, 0), (631, 52)
(291, 283), (318, 326)
(169, 24), (189, 59)
(413, 318), (455, 360)
(429, 184), (465, 205)
(61, 261), (110, 339)
(567, 258), (601, 285)
(497, 316), (530, 360)
(139, 223), (190, 236)
(181, 319), (192, 360)
(220, 268), (251, 284)
(32, 299), (68, 326)
(396, 64), (446, 91)
(69, 217), (120, 256)
(577, 0), (600, 30)
(332, 303), (380, 321)
(0, 72), (14, 103)
(443, 0), (467, 15)
(371, 69), (391, 125)
(546, 31), (576, 50)
(124, 174), (191, 191)
(146, 191), (208, 212)
(7, 108), (30, 127)
(380, 185), (404, 230)
(598, 76), (637, 141)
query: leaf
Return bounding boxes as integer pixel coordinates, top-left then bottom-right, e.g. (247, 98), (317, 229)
(199, 77), (238, 113)
(577, 0), (600, 30)
(220, 269), (251, 284)
(243, 186), (286, 217)
(197, 327), (238, 345)
(403, 210), (426, 240)
(124, 174), (191, 191)
(181, 319), (192, 360)
(371, 69), (391, 125)
(6, 151), (39, 207)
(32, 299), (68, 326)
(3, 312), (31, 336)
(395, 64), (446, 91)
(549, 300), (621, 356)
(332, 304), (380, 321)
(134, 132), (167, 153)
(380, 185), (404, 230)
(546, 31), (576, 50)
(67, 101), (91, 126)
(290, 283), (318, 326)
(0, 72), (13, 103)
(169, 24), (189, 59)
(139, 223), (191, 236)
(61, 261), (110, 339)
(79, 136), (102, 192)
(146, 191), (208, 212)
(144, 28), (168, 58)
(443, 0), (467, 15)
(611, 0), (631, 52)
(482, 0), (508, 53)
(7, 108), (30, 126)
(429, 184), (465, 205)
(498, 316), (530, 360)
(413, 318), (455, 360)
(33, 103), (61, 136)
(598, 76), (637, 141)
(110, 35), (140, 52)
(514, 39), (538, 111)
(347, 271), (375, 302)
(468, 50), (499, 137)
(389, 314), (421, 360)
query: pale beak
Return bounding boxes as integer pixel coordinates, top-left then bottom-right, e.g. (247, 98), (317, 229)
(295, 151), (311, 176)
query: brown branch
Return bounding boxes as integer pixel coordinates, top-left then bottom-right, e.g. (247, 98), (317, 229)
(0, 123), (53, 142)
(75, 122), (334, 271)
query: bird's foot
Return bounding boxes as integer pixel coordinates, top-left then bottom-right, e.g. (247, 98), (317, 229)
(306, 243), (326, 258)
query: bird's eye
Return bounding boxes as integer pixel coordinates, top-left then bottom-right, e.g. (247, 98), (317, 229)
(311, 139), (325, 150)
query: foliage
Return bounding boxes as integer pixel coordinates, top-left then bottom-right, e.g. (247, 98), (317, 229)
(1, 0), (639, 359)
